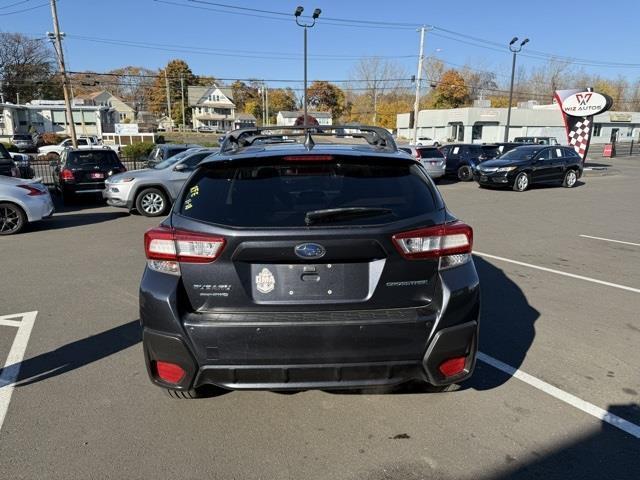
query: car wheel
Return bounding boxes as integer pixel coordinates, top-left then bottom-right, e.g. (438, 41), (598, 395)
(457, 165), (473, 182)
(433, 142), (440, 147)
(136, 187), (168, 217)
(0, 202), (26, 235)
(513, 172), (529, 192)
(563, 169), (578, 188)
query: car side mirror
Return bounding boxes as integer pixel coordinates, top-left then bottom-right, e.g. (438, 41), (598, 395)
(174, 163), (188, 172)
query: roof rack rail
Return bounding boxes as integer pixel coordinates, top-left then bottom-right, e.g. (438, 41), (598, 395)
(219, 125), (397, 154)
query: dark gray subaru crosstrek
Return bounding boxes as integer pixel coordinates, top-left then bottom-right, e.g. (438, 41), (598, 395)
(139, 126), (480, 398)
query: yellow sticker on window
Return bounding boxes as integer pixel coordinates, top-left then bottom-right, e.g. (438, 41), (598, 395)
(190, 185), (199, 197)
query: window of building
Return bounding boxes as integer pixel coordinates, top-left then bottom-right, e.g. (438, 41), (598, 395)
(52, 110), (67, 125)
(472, 124), (483, 141)
(593, 123), (602, 136)
(627, 127), (634, 137)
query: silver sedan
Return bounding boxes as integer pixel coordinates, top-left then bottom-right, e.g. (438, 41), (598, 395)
(0, 176), (54, 235)
(104, 147), (218, 217)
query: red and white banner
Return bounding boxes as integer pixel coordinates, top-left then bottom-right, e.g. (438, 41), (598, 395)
(554, 88), (613, 162)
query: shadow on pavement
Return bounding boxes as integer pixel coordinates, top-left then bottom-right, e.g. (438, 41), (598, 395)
(27, 210), (129, 232)
(11, 320), (141, 387)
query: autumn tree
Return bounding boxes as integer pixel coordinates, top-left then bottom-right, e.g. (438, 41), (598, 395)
(149, 59), (198, 126)
(267, 88), (297, 124)
(307, 81), (346, 120)
(0, 33), (62, 103)
(431, 70), (469, 108)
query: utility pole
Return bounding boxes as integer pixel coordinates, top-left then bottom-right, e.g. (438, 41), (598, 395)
(164, 70), (172, 131)
(412, 26), (426, 145)
(265, 84), (269, 126)
(49, 0), (77, 147)
(180, 75), (186, 131)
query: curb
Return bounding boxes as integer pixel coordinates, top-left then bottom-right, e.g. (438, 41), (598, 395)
(583, 167), (620, 177)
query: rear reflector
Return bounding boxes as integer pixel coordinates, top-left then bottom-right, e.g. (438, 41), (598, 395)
(439, 356), (467, 377)
(154, 361), (185, 384)
(17, 184), (47, 196)
(144, 227), (225, 275)
(282, 155), (334, 162)
(392, 221), (473, 260)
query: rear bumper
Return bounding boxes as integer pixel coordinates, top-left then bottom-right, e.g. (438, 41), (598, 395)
(142, 319), (478, 390)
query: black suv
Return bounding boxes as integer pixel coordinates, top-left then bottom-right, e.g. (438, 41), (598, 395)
(140, 126), (480, 397)
(51, 148), (126, 203)
(439, 144), (500, 181)
(474, 145), (583, 191)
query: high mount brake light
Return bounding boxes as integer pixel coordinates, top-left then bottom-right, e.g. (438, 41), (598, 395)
(282, 155), (334, 162)
(392, 221), (473, 261)
(144, 226), (226, 275)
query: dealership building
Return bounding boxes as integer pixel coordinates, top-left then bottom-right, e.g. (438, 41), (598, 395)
(396, 101), (640, 145)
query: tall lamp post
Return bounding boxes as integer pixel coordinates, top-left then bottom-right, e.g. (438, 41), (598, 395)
(504, 37), (529, 142)
(294, 6), (321, 128)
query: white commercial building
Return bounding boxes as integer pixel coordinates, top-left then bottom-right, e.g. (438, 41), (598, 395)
(276, 111), (332, 126)
(396, 102), (640, 145)
(0, 100), (117, 141)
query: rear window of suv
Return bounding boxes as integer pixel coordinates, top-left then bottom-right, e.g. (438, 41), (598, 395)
(67, 150), (120, 166)
(180, 158), (440, 228)
(416, 147), (443, 158)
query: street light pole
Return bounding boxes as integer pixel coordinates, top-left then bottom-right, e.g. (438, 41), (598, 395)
(504, 37), (529, 142)
(48, 0), (77, 147)
(412, 26), (427, 145)
(295, 6), (321, 128)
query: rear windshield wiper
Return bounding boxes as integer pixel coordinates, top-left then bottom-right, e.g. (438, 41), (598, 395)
(304, 207), (393, 225)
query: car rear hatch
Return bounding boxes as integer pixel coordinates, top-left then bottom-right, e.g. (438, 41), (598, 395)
(145, 154), (473, 366)
(67, 150), (123, 191)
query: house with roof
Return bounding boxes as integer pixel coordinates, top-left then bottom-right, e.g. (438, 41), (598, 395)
(188, 85), (256, 132)
(276, 111), (332, 126)
(74, 90), (136, 123)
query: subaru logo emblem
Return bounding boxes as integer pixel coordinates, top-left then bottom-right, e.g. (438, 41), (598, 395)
(294, 243), (326, 259)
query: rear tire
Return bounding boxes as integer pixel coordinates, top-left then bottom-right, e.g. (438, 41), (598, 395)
(136, 187), (168, 217)
(0, 202), (26, 235)
(513, 172), (529, 192)
(563, 169), (578, 188)
(457, 165), (473, 182)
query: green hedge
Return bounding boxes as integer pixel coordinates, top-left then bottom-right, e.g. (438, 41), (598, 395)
(1, 142), (18, 152)
(121, 142), (155, 159)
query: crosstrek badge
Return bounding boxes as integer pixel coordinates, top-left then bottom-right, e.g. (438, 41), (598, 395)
(255, 268), (275, 294)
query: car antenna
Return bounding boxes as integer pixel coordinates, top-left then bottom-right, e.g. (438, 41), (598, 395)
(304, 128), (315, 151)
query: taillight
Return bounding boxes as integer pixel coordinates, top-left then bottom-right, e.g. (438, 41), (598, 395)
(144, 226), (225, 275)
(415, 150), (422, 159)
(154, 361), (185, 384)
(439, 356), (467, 377)
(17, 184), (47, 196)
(61, 168), (74, 181)
(392, 221), (473, 269)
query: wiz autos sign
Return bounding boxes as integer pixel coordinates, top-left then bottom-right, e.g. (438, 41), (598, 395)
(554, 88), (613, 161)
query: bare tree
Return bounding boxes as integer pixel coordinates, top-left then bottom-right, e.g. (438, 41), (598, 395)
(0, 33), (61, 103)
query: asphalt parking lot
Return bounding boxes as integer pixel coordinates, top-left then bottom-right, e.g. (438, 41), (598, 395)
(1, 157), (639, 479)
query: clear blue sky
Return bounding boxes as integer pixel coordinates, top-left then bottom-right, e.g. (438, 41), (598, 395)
(2, 0), (639, 90)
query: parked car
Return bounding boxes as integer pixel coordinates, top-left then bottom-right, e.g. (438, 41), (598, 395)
(0, 144), (21, 178)
(104, 147), (218, 217)
(398, 145), (446, 179)
(51, 148), (127, 204)
(196, 126), (216, 133)
(0, 176), (54, 235)
(11, 134), (37, 153)
(38, 136), (120, 158)
(146, 144), (202, 168)
(413, 136), (440, 147)
(513, 136), (559, 145)
(139, 125), (480, 398)
(473, 145), (582, 192)
(439, 144), (500, 181)
(10, 152), (34, 179)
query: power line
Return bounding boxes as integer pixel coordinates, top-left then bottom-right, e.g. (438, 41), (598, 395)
(0, 0), (50, 15)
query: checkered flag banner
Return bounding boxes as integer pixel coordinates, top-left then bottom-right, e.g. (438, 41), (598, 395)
(554, 88), (613, 162)
(567, 118), (591, 159)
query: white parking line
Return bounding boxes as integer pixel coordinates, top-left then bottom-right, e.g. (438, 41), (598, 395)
(474, 251), (640, 294)
(478, 352), (640, 439)
(0, 311), (37, 432)
(579, 234), (640, 247)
